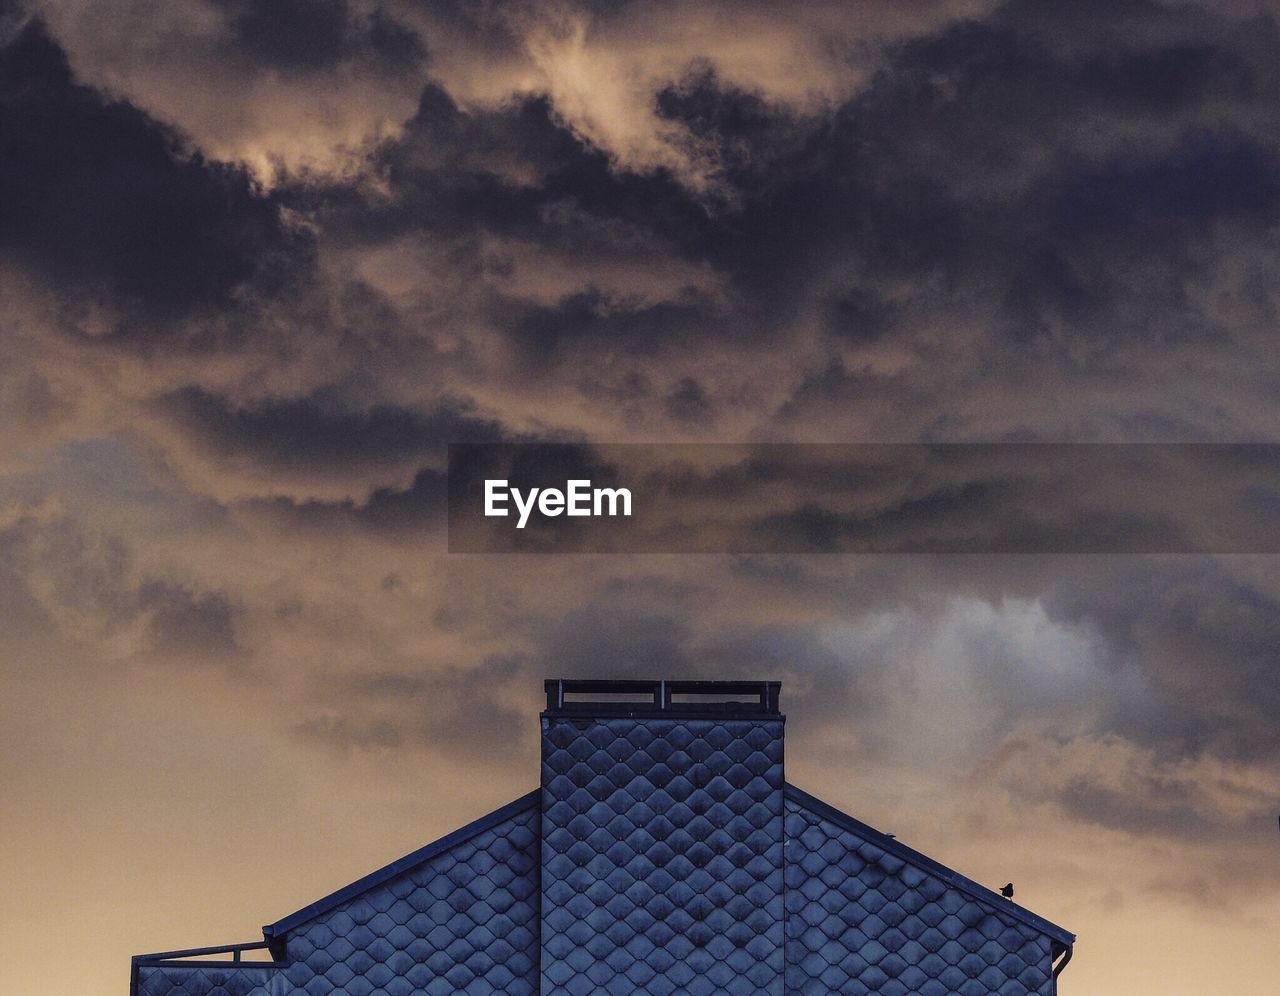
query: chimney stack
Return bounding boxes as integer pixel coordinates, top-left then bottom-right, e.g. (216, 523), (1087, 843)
(540, 679), (785, 994)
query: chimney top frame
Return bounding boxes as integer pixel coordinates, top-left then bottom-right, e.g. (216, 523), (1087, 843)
(542, 678), (782, 718)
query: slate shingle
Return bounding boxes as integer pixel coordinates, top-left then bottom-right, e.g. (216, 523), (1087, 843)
(133, 682), (1072, 996)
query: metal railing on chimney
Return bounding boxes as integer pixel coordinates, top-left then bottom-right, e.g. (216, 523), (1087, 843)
(544, 678), (781, 715)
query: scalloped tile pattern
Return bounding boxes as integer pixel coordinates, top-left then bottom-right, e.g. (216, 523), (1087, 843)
(135, 730), (1072, 995)
(280, 802), (539, 995)
(540, 717), (786, 995)
(783, 797), (1054, 995)
(135, 965), (283, 996)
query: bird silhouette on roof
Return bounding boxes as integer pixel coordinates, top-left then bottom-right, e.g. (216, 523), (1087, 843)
(1001, 883), (1015, 899)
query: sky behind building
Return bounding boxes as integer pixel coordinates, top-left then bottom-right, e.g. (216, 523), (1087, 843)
(2, 0), (1279, 991)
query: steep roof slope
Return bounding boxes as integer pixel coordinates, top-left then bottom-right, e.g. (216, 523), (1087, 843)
(784, 786), (1070, 995)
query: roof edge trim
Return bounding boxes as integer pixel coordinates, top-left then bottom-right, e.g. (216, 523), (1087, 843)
(784, 783), (1076, 946)
(264, 788), (540, 939)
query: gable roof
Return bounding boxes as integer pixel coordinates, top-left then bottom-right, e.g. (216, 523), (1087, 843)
(262, 788), (540, 940)
(259, 783), (1071, 950)
(138, 680), (1074, 995)
(785, 784), (1074, 948)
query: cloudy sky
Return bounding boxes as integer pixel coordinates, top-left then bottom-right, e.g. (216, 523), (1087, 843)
(2, 0), (1279, 991)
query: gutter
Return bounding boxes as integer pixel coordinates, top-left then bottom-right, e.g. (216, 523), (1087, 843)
(1052, 942), (1074, 992)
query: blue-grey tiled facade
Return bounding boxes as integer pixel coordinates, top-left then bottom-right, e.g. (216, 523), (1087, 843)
(541, 717), (785, 994)
(136, 965), (283, 996)
(782, 792), (1055, 996)
(133, 681), (1073, 995)
(280, 801), (539, 995)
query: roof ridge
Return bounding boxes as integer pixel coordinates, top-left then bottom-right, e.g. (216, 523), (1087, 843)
(263, 788), (539, 939)
(260, 782), (1072, 948)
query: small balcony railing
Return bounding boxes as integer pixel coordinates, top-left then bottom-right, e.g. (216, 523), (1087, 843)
(130, 941), (285, 996)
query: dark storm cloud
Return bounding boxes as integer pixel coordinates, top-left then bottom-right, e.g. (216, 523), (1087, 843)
(774, 359), (895, 424)
(7, 0), (1278, 366)
(1040, 559), (1280, 762)
(731, 551), (1280, 769)
(157, 387), (505, 472)
(664, 376), (714, 427)
(0, 16), (308, 320)
(1057, 780), (1207, 839)
(218, 0), (425, 73)
(999, 131), (1280, 338)
(745, 484), (1189, 554)
(0, 506), (244, 663)
(654, 62), (818, 186)
(246, 466), (449, 532)
(3, 514), (136, 627)
(491, 551), (1280, 838)
(503, 289), (720, 363)
(251, 0), (1280, 397)
(295, 653), (531, 760)
(138, 578), (239, 660)
(17, 0), (1273, 831)
(21, 0), (1259, 405)
(349, 467), (449, 529)
(291, 79), (714, 262)
(280, 83), (571, 239)
(631, 0), (1280, 346)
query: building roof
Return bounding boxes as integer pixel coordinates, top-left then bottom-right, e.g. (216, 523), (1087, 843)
(263, 790), (542, 940)
(783, 785), (1073, 948)
(134, 679), (1074, 995)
